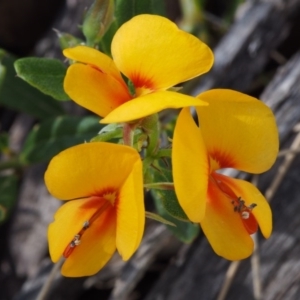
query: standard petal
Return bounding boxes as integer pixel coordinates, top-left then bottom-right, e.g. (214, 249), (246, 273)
(172, 108), (209, 223)
(196, 89), (279, 173)
(100, 91), (208, 124)
(61, 203), (116, 277)
(216, 174), (272, 238)
(63, 45), (125, 85)
(116, 160), (145, 260)
(201, 179), (254, 260)
(64, 63), (131, 117)
(111, 14), (213, 90)
(45, 142), (141, 200)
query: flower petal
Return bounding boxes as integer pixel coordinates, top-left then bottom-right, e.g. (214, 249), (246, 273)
(100, 91), (208, 124)
(45, 142), (141, 200)
(196, 89), (279, 173)
(201, 179), (254, 260)
(53, 199), (116, 277)
(63, 45), (125, 85)
(116, 160), (145, 260)
(48, 198), (96, 263)
(64, 63), (131, 117)
(111, 14), (213, 90)
(172, 108), (209, 223)
(215, 174), (272, 238)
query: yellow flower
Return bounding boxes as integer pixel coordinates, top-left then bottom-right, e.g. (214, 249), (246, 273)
(45, 142), (144, 276)
(63, 14), (213, 124)
(172, 89), (279, 260)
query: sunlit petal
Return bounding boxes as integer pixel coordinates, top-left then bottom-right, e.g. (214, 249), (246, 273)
(112, 14), (214, 90)
(116, 160), (145, 260)
(61, 204), (116, 277)
(201, 179), (254, 260)
(100, 91), (208, 124)
(45, 143), (141, 200)
(172, 108), (209, 223)
(196, 89), (279, 173)
(63, 45), (125, 85)
(216, 174), (272, 238)
(64, 63), (131, 117)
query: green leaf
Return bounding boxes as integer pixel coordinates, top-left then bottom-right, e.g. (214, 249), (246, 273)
(20, 116), (103, 164)
(0, 55), (64, 119)
(115, 0), (166, 27)
(150, 167), (188, 221)
(152, 189), (200, 243)
(0, 175), (18, 224)
(14, 57), (69, 101)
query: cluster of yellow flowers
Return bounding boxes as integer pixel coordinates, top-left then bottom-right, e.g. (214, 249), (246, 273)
(45, 15), (278, 277)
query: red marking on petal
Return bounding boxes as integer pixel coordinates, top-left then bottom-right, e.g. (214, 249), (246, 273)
(130, 73), (155, 90)
(242, 211), (258, 235)
(209, 149), (236, 169)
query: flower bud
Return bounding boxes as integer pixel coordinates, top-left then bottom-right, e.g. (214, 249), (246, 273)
(53, 29), (83, 50)
(82, 0), (114, 46)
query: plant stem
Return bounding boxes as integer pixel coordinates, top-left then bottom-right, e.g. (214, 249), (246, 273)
(141, 114), (159, 156)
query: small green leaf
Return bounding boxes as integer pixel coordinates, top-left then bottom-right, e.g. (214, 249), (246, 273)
(152, 189), (200, 243)
(0, 55), (64, 119)
(14, 57), (69, 101)
(0, 175), (18, 224)
(115, 0), (166, 27)
(151, 167), (188, 221)
(20, 116), (103, 164)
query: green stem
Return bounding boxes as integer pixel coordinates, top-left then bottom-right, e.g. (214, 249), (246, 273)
(123, 123), (134, 147)
(141, 114), (159, 157)
(156, 148), (172, 158)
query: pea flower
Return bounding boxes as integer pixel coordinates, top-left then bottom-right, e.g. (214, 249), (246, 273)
(172, 89), (279, 260)
(63, 14), (213, 124)
(45, 142), (144, 276)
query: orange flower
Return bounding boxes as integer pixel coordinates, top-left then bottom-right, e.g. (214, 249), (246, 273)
(45, 142), (144, 276)
(172, 89), (279, 260)
(63, 14), (213, 124)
